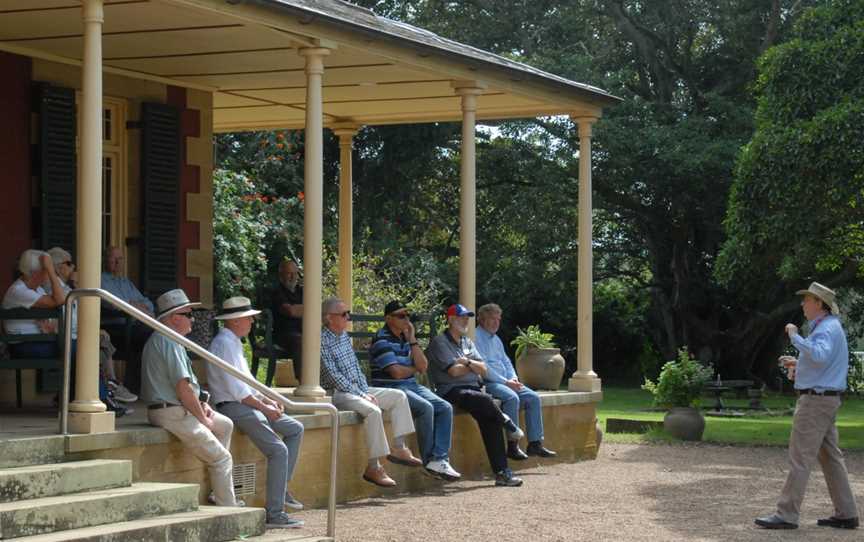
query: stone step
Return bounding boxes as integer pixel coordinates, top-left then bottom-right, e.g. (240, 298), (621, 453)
(0, 459), (131, 503)
(0, 482), (199, 539)
(10, 506), (265, 542)
(233, 533), (332, 542)
(0, 436), (65, 469)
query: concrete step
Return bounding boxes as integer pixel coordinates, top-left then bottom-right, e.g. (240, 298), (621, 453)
(0, 459), (131, 503)
(0, 436), (65, 469)
(0, 482), (198, 539)
(10, 506), (265, 541)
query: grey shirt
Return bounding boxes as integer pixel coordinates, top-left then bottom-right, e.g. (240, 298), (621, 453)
(425, 330), (484, 397)
(142, 332), (199, 405)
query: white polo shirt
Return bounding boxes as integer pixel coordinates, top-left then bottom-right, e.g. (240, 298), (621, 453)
(207, 327), (257, 404)
(2, 279), (47, 335)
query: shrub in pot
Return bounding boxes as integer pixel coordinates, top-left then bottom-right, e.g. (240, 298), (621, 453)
(511, 325), (565, 390)
(642, 347), (713, 441)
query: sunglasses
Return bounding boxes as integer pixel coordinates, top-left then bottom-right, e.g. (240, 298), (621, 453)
(329, 310), (351, 319)
(175, 311), (195, 321)
(62, 261), (74, 266)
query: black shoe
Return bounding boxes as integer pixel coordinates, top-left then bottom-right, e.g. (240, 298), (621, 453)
(494, 468), (523, 487)
(817, 516), (859, 529)
(526, 441), (557, 458)
(507, 441), (528, 461)
(754, 514), (798, 529)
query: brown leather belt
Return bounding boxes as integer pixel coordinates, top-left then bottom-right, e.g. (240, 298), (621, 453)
(148, 402), (181, 410)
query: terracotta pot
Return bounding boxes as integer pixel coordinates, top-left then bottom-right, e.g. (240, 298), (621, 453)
(663, 407), (705, 441)
(515, 347), (566, 390)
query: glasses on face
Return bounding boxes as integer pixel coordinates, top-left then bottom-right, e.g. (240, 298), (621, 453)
(329, 310), (351, 319)
(62, 261), (74, 267)
(175, 311), (195, 321)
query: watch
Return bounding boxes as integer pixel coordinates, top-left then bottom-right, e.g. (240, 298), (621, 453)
(409, 342), (419, 347)
(466, 359), (472, 367)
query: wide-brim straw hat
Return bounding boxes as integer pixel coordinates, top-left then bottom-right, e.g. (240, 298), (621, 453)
(215, 296), (262, 320)
(795, 282), (840, 315)
(156, 288), (201, 319)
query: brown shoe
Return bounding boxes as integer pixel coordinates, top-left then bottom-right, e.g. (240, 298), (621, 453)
(362, 467), (396, 487)
(387, 447), (423, 467)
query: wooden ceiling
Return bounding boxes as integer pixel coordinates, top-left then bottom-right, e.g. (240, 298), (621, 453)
(0, 0), (614, 132)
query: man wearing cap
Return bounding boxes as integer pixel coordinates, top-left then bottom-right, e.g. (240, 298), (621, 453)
(320, 297), (423, 487)
(425, 304), (524, 487)
(207, 296), (305, 529)
(368, 300), (461, 481)
(475, 303), (556, 460)
(141, 289), (240, 508)
(755, 282), (859, 530)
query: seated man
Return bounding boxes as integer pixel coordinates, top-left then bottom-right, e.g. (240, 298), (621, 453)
(270, 259), (303, 382)
(101, 246), (153, 393)
(141, 289), (241, 507)
(207, 296), (304, 529)
(425, 304), (524, 487)
(320, 297), (422, 487)
(369, 300), (460, 481)
(46, 247), (137, 406)
(2, 249), (66, 358)
(475, 303), (556, 459)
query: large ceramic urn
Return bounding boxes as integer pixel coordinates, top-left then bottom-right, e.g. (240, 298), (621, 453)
(663, 407), (705, 441)
(515, 347), (566, 390)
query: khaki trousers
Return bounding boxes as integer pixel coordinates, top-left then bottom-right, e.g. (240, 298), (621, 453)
(332, 387), (415, 460)
(148, 405), (237, 506)
(776, 394), (859, 523)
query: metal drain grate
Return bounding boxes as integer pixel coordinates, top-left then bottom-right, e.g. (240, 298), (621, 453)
(232, 463), (256, 496)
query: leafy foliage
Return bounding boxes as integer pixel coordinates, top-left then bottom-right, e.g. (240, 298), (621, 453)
(642, 347), (714, 408)
(510, 325), (557, 361)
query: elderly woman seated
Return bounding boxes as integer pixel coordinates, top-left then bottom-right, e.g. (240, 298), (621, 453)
(1, 249), (67, 358)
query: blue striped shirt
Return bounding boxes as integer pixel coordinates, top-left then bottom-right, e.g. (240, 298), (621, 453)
(369, 326), (413, 385)
(792, 314), (849, 392)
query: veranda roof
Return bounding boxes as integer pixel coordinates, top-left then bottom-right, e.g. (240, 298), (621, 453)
(0, 0), (619, 131)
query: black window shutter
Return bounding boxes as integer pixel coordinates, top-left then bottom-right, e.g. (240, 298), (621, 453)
(141, 102), (180, 298)
(39, 85), (77, 254)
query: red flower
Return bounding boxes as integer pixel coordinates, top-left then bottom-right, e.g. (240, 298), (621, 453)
(298, 191), (305, 202)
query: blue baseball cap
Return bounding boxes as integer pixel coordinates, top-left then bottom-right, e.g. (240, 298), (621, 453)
(446, 304), (475, 317)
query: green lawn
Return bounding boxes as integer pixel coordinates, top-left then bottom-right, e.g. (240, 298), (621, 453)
(597, 387), (864, 450)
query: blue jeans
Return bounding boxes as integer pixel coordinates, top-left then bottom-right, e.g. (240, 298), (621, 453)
(484, 382), (544, 442)
(380, 379), (453, 463)
(217, 401), (304, 518)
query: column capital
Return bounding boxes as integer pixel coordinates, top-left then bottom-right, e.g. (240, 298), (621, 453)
(570, 114), (600, 136)
(82, 0), (104, 23)
(452, 80), (487, 95)
(299, 47), (331, 75)
(331, 123), (360, 141)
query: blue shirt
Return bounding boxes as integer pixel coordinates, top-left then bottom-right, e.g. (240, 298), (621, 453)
(474, 327), (517, 384)
(369, 326), (413, 385)
(101, 272), (155, 314)
(320, 327), (368, 396)
(141, 332), (199, 404)
(791, 314), (848, 392)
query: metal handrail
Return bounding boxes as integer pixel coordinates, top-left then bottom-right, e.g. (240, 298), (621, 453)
(60, 288), (339, 538)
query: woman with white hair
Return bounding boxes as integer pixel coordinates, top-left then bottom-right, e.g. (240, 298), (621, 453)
(1, 249), (66, 358)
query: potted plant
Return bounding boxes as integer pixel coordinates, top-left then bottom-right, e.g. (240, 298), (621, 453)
(642, 347), (713, 441)
(510, 325), (566, 390)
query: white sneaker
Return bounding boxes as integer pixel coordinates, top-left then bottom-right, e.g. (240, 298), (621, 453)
(284, 491), (303, 510)
(424, 459), (461, 481)
(108, 380), (138, 403)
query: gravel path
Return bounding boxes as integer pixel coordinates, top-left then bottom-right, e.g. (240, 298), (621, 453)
(291, 443), (863, 541)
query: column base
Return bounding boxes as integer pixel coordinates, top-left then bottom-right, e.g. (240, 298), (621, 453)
(292, 384), (327, 398)
(68, 411), (115, 434)
(280, 389), (332, 403)
(568, 375), (602, 392)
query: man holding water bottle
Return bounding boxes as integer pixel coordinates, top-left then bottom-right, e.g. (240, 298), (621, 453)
(755, 282), (859, 530)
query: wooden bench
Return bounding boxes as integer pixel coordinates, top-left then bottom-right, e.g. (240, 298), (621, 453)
(0, 307), (66, 407)
(248, 311), (439, 386)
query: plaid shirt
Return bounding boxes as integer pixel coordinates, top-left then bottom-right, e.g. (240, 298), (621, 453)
(320, 327), (369, 396)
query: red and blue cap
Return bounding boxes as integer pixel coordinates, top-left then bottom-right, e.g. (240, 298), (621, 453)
(446, 304), (475, 317)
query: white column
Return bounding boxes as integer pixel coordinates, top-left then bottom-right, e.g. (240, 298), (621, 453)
(294, 47), (330, 398)
(332, 125), (358, 313)
(69, 0), (112, 434)
(454, 84), (483, 336)
(569, 116), (601, 392)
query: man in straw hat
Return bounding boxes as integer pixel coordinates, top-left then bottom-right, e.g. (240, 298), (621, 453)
(755, 282), (859, 530)
(207, 296), (305, 529)
(141, 289), (241, 508)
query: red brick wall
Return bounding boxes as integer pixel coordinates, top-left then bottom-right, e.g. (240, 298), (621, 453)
(166, 86), (200, 300)
(0, 52), (32, 292)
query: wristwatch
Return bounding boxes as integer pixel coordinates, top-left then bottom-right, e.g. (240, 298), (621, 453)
(465, 359), (472, 367)
(409, 342), (419, 347)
